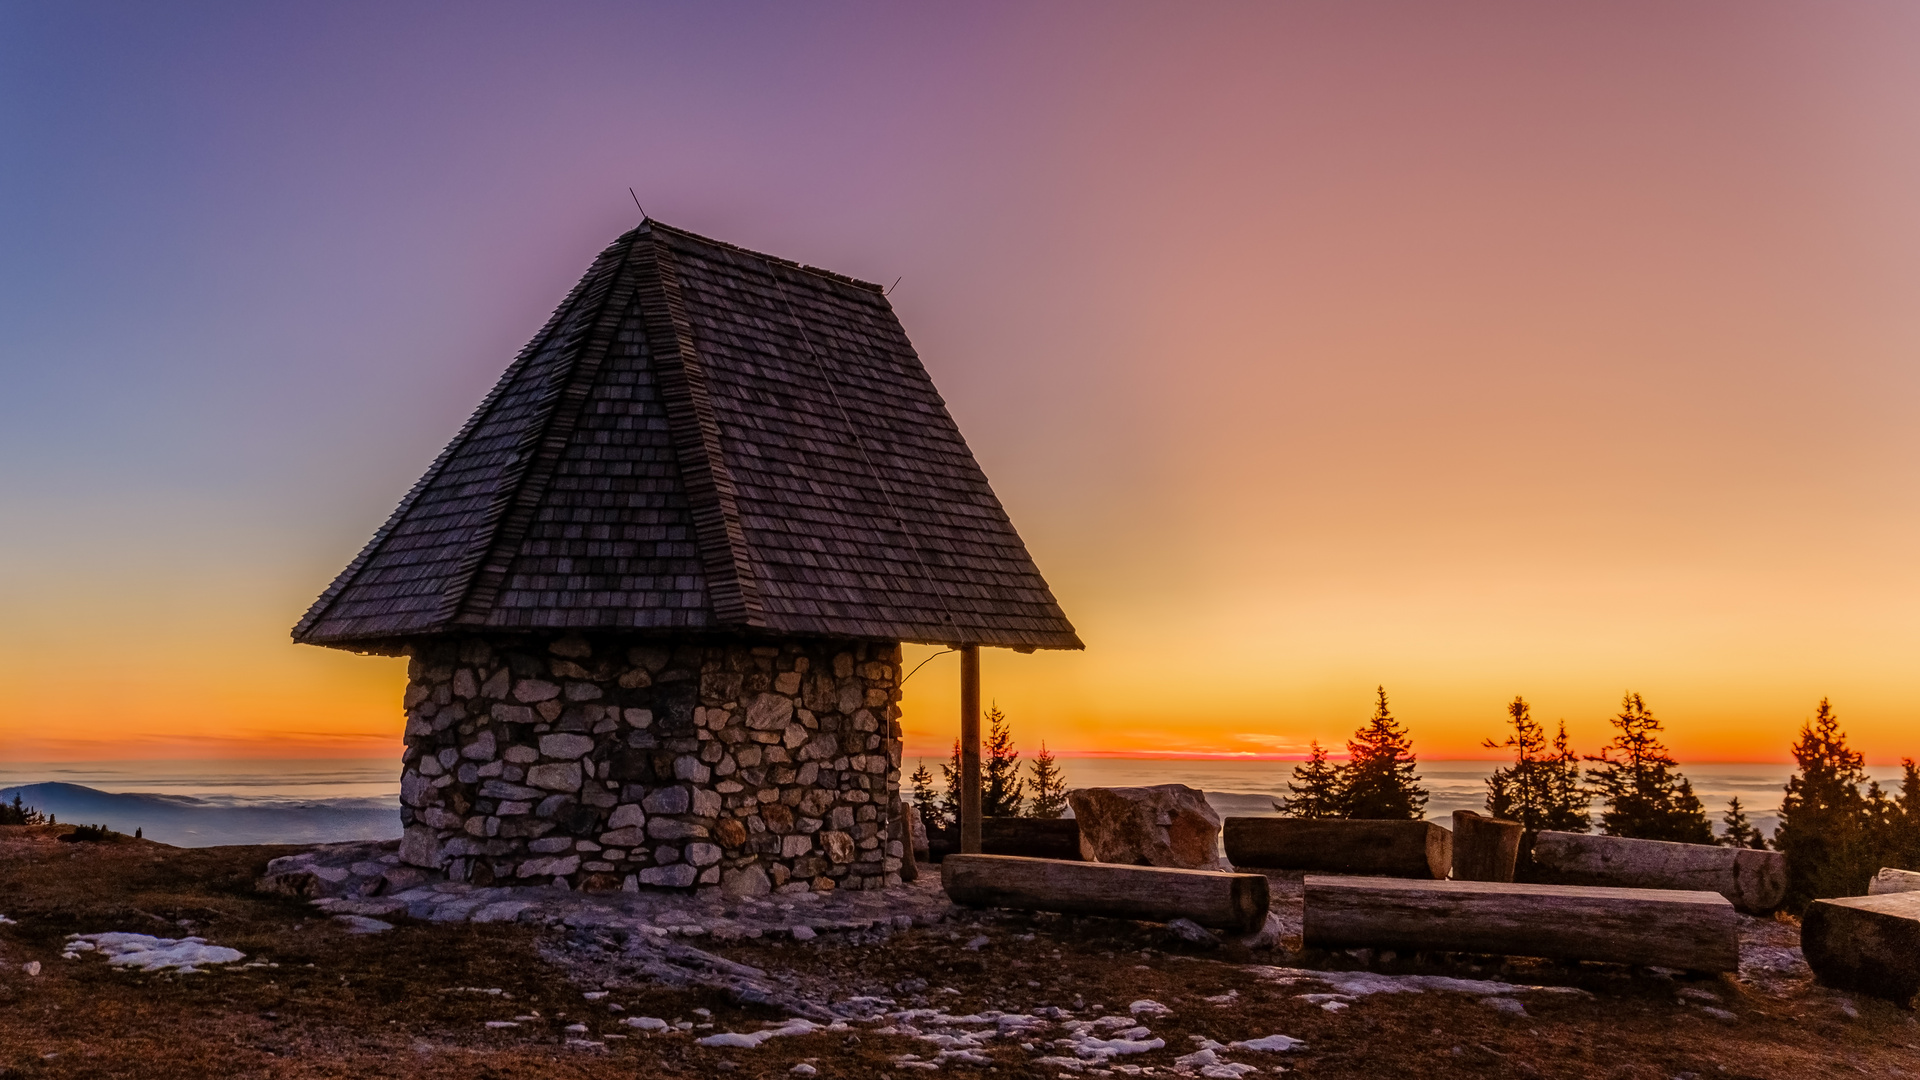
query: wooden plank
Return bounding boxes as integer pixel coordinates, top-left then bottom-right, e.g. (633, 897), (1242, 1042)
(942, 854), (1270, 933)
(1803, 892), (1920, 1004)
(1224, 818), (1451, 879)
(1452, 811), (1522, 883)
(1302, 875), (1739, 972)
(1529, 831), (1787, 914)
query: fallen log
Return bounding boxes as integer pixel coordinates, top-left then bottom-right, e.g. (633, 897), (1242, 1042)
(1451, 811), (1522, 883)
(1802, 891), (1920, 1005)
(1529, 831), (1786, 914)
(1867, 867), (1920, 896)
(982, 818), (1081, 861)
(941, 854), (1269, 933)
(1303, 875), (1739, 972)
(1224, 818), (1451, 879)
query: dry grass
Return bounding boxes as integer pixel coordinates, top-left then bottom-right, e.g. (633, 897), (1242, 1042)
(0, 825), (1914, 1079)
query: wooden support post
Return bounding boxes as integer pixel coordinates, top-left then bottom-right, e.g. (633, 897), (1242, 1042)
(959, 644), (981, 854)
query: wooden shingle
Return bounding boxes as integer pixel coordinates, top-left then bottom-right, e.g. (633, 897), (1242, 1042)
(293, 222), (1080, 652)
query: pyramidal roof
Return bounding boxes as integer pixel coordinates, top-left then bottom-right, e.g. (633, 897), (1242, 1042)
(293, 220), (1081, 652)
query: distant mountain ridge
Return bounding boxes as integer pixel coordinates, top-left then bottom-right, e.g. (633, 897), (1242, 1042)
(0, 782), (401, 847)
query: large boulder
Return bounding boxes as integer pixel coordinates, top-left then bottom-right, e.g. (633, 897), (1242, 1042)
(1068, 784), (1221, 869)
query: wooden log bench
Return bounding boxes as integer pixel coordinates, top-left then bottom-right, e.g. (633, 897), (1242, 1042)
(1224, 818), (1451, 879)
(1528, 830), (1787, 914)
(1303, 875), (1739, 971)
(941, 854), (1270, 933)
(1452, 811), (1522, 882)
(1867, 867), (1920, 896)
(1803, 891), (1920, 1004)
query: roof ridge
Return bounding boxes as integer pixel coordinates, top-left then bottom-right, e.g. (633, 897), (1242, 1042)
(631, 229), (766, 628)
(640, 219), (887, 295)
(441, 234), (644, 627)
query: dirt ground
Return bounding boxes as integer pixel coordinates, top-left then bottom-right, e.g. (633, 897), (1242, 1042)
(0, 825), (1914, 1079)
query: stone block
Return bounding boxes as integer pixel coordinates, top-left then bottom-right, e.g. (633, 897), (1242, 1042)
(674, 755), (712, 784)
(782, 834), (814, 859)
(600, 827), (648, 846)
(692, 787), (722, 818)
(608, 804), (646, 830)
(517, 854), (581, 878)
(1069, 784), (1221, 870)
(722, 864), (772, 897)
(821, 830), (856, 865)
(539, 733), (595, 759)
(648, 819), (708, 840)
(461, 730), (497, 760)
(745, 693), (794, 731)
(479, 779), (542, 800)
(643, 786), (691, 814)
(639, 864), (698, 888)
(491, 703), (534, 725)
(687, 842), (723, 867)
(514, 679), (561, 703)
(527, 762), (582, 792)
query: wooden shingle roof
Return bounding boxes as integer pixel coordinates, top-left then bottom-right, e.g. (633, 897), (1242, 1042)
(293, 221), (1081, 653)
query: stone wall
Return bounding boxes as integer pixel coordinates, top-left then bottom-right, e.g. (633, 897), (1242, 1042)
(395, 635), (905, 896)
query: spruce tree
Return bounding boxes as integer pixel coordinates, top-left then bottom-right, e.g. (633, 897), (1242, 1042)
(1718, 797), (1765, 849)
(1340, 687), (1428, 820)
(981, 706), (1026, 818)
(1539, 720), (1592, 832)
(1887, 759), (1920, 871)
(1026, 741), (1069, 819)
(910, 761), (943, 829)
(939, 740), (963, 828)
(1776, 698), (1873, 907)
(1282, 740), (1345, 818)
(1486, 700), (1591, 834)
(1585, 693), (1713, 843)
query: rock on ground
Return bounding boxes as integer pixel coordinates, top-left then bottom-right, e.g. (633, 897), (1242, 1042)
(1067, 785), (1221, 869)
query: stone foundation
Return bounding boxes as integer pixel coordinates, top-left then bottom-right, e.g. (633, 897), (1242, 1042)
(396, 635), (904, 895)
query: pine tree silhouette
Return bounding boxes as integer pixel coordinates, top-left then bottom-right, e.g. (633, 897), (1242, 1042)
(909, 761), (943, 829)
(1585, 693), (1712, 844)
(1718, 797), (1765, 849)
(1486, 698), (1592, 834)
(981, 706), (1026, 818)
(1026, 741), (1069, 819)
(1340, 687), (1427, 820)
(1776, 699), (1873, 906)
(1282, 740), (1345, 819)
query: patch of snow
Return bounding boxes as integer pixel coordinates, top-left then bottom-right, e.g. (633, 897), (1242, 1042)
(1202, 990), (1239, 1004)
(791, 926), (817, 941)
(1201, 1064), (1259, 1079)
(1176, 1048), (1223, 1069)
(624, 1016), (669, 1031)
(583, 990), (609, 1001)
(964, 934), (990, 951)
(1255, 965), (1589, 999)
(332, 915), (392, 934)
(695, 1019), (820, 1048)
(1230, 1034), (1306, 1052)
(66, 933), (245, 973)
(792, 1065), (818, 1076)
(1480, 997), (1527, 1016)
(1128, 999), (1172, 1017)
(565, 1023), (589, 1033)
(1698, 1006), (1738, 1022)
(485, 1021), (520, 1029)
(23, 961), (40, 977)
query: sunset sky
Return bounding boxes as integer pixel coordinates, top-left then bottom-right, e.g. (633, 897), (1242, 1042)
(3, 3), (1917, 764)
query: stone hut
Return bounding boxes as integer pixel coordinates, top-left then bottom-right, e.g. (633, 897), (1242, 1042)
(293, 220), (1080, 897)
